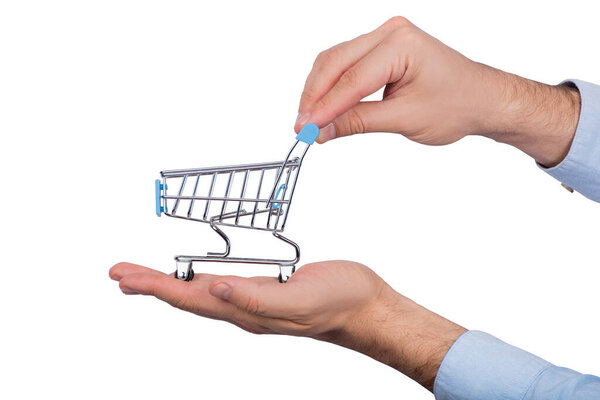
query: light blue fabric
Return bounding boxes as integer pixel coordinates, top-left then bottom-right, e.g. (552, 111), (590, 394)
(540, 79), (600, 202)
(434, 331), (600, 400)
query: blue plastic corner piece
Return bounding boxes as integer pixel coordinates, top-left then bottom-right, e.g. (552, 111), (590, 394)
(272, 183), (286, 209)
(296, 123), (320, 145)
(155, 179), (163, 216)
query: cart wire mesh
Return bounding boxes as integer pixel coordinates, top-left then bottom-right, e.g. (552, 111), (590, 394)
(158, 158), (301, 233)
(154, 123), (320, 282)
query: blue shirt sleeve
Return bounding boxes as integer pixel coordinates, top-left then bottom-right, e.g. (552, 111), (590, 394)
(539, 79), (600, 202)
(434, 330), (600, 400)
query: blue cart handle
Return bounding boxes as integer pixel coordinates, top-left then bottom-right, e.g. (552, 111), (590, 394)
(295, 123), (320, 145)
(266, 124), (320, 207)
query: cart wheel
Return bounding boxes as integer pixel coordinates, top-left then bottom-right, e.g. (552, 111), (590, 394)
(174, 268), (194, 282)
(174, 260), (194, 281)
(278, 265), (296, 283)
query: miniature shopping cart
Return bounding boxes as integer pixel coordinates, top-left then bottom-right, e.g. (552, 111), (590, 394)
(155, 123), (320, 283)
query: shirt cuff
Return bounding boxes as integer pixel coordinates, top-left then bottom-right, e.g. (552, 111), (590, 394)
(433, 330), (551, 400)
(538, 79), (600, 202)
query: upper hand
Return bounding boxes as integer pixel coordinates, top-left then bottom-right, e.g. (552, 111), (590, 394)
(296, 16), (580, 167)
(295, 16), (488, 145)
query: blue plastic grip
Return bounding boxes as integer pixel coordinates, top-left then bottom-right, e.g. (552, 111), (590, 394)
(155, 179), (164, 216)
(272, 183), (286, 209)
(296, 123), (320, 145)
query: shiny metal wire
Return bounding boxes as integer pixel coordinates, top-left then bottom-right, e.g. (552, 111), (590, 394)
(158, 138), (314, 282)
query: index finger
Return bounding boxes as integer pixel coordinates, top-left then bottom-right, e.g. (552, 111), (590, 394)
(109, 262), (166, 281)
(118, 271), (238, 319)
(306, 38), (408, 130)
(298, 18), (401, 117)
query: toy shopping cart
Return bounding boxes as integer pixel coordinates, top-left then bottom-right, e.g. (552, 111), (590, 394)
(155, 123), (320, 283)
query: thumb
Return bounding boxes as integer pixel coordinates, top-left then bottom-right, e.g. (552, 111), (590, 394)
(317, 101), (396, 143)
(208, 276), (297, 318)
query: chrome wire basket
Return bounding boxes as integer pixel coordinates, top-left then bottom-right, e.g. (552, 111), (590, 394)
(155, 124), (319, 282)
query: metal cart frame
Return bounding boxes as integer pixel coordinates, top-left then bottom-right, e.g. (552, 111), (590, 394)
(155, 123), (320, 282)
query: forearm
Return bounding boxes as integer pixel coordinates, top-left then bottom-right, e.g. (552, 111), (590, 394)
(322, 284), (466, 391)
(473, 67), (581, 167)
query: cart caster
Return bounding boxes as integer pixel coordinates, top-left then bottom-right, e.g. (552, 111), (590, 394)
(175, 260), (194, 281)
(278, 265), (295, 283)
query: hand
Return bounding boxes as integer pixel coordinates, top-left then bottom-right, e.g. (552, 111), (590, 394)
(109, 260), (466, 391)
(296, 16), (580, 167)
(110, 260), (384, 337)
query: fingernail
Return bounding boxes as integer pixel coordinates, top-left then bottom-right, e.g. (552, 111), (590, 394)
(320, 123), (336, 142)
(295, 112), (310, 127)
(210, 283), (232, 301)
(121, 287), (139, 295)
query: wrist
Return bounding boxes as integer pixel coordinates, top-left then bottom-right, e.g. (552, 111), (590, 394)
(325, 284), (466, 391)
(473, 68), (580, 167)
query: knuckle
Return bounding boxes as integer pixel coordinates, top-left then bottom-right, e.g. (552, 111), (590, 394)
(314, 50), (327, 66)
(384, 16), (411, 30)
(326, 46), (342, 62)
(315, 46), (341, 67)
(314, 97), (328, 111)
(243, 295), (262, 315)
(108, 265), (120, 280)
(386, 26), (419, 46)
(402, 27), (421, 43)
(301, 86), (317, 103)
(346, 108), (366, 134)
(338, 68), (359, 90)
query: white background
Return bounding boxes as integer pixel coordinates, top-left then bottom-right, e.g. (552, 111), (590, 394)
(1, 0), (599, 398)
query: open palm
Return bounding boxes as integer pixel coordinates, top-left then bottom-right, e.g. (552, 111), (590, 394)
(110, 260), (385, 340)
